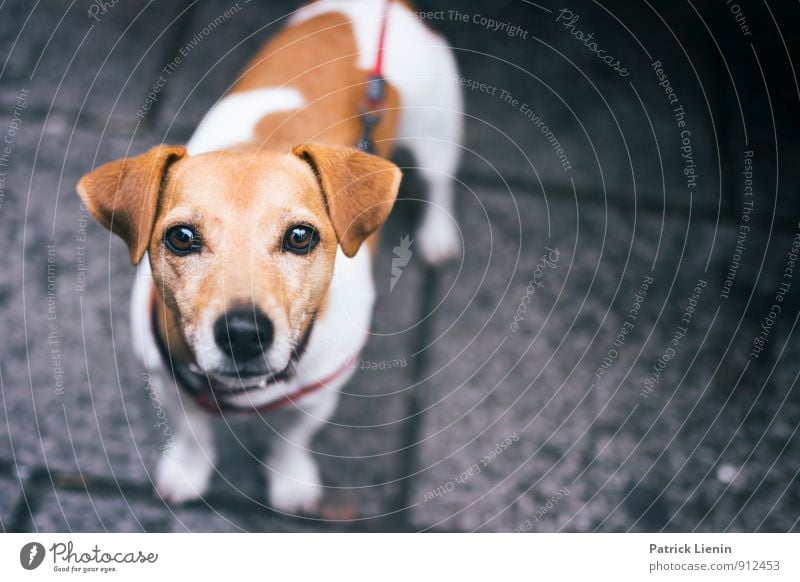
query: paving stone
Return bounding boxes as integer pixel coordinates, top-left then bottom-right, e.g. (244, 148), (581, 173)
(0, 0), (194, 130)
(0, 470), (24, 532)
(0, 119), (170, 483)
(28, 487), (357, 532)
(29, 488), (168, 532)
(699, 0), (800, 232)
(167, 503), (314, 533)
(408, 184), (799, 531)
(585, 294), (800, 533)
(28, 481), (348, 532)
(417, 0), (724, 215)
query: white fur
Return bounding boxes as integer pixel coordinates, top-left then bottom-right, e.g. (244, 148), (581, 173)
(130, 257), (160, 369)
(187, 88), (304, 156)
(153, 406), (216, 504)
(132, 0), (463, 512)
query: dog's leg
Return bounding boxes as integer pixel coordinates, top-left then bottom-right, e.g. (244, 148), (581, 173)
(398, 104), (461, 264)
(265, 389), (338, 514)
(152, 376), (216, 504)
(395, 65), (464, 264)
(407, 139), (462, 264)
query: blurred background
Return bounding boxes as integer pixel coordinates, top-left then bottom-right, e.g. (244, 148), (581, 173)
(0, 0), (798, 532)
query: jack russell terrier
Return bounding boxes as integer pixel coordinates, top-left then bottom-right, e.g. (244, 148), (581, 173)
(77, 0), (462, 514)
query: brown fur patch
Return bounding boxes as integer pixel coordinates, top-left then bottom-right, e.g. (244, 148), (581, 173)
(293, 143), (401, 257)
(231, 11), (400, 159)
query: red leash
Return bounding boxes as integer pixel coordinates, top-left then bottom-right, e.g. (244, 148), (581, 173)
(357, 0), (392, 154)
(372, 0), (391, 83)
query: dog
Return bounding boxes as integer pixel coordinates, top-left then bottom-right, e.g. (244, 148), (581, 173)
(76, 0), (463, 513)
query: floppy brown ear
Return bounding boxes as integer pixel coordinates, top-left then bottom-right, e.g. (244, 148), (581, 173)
(293, 143), (402, 257)
(76, 145), (186, 265)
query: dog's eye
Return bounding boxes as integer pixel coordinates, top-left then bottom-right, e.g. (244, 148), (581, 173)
(164, 225), (201, 255)
(283, 224), (319, 255)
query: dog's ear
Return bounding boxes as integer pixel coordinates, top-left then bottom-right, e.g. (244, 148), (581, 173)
(77, 145), (187, 265)
(293, 143), (401, 257)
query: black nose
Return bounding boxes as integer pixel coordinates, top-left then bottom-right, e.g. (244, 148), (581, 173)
(214, 308), (274, 360)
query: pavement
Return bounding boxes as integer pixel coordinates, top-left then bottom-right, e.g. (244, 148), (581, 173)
(0, 0), (798, 532)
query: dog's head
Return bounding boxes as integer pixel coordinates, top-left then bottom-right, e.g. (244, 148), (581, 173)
(77, 144), (401, 385)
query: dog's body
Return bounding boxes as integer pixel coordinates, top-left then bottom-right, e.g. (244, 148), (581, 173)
(79, 0), (462, 513)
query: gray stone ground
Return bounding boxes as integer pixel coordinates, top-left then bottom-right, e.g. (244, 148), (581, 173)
(0, 0), (798, 532)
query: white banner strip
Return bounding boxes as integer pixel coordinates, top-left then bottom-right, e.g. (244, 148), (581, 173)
(1, 533), (798, 580)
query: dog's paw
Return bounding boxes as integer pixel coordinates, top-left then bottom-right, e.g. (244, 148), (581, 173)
(416, 207), (461, 264)
(154, 449), (213, 504)
(268, 450), (322, 514)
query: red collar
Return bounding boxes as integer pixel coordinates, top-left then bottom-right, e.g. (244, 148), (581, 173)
(149, 286), (357, 415)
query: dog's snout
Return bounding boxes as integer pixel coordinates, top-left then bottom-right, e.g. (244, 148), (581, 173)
(214, 308), (274, 360)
